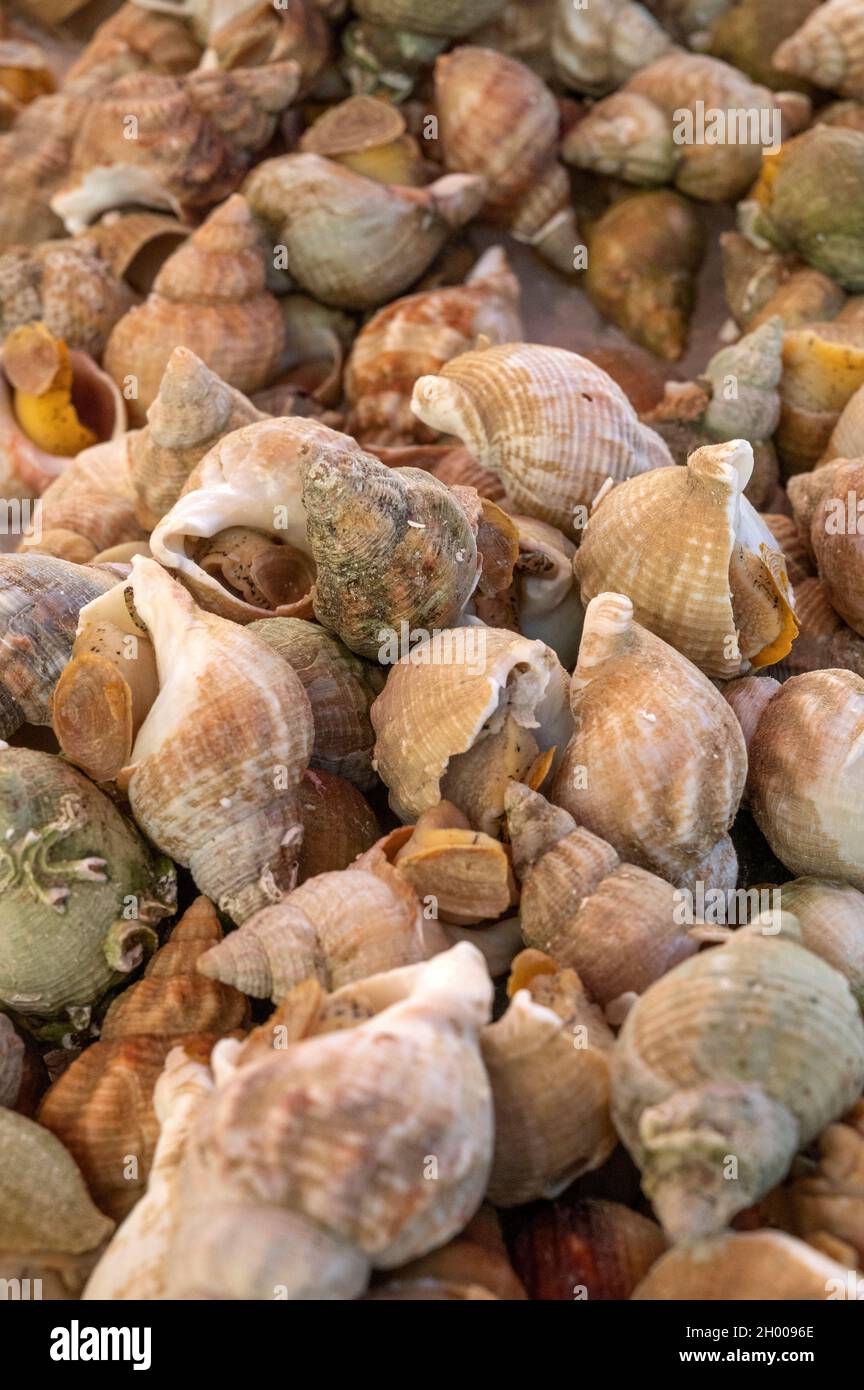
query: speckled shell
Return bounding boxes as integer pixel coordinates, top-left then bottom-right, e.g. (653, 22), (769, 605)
(612, 923), (864, 1241)
(38, 897), (248, 1220)
(150, 415), (329, 623)
(75, 556), (314, 923)
(52, 64), (300, 233)
(741, 670), (864, 889)
(411, 343), (673, 540)
(481, 955), (616, 1205)
(243, 152), (486, 310)
(552, 0), (672, 96)
(165, 943), (494, 1299)
(344, 246), (522, 445)
(747, 127), (864, 292)
(249, 618), (385, 790)
(0, 553), (116, 739)
(303, 445), (480, 659)
(774, 0), (864, 100)
(506, 783), (696, 1005)
(632, 1230), (854, 1300)
(371, 626), (573, 832)
(0, 239), (136, 360)
(197, 853), (434, 1001)
(0, 344), (126, 499)
(563, 51), (793, 201)
(0, 1107), (114, 1299)
(0, 747), (176, 1029)
(550, 593), (747, 891)
(104, 195), (284, 427)
(574, 440), (798, 679)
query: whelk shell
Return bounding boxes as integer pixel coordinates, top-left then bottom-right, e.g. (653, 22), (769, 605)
(52, 64), (301, 232)
(104, 194), (284, 427)
(371, 625), (572, 834)
(481, 949), (617, 1206)
(248, 617), (385, 790)
(67, 556), (314, 923)
(550, 592), (748, 892)
(574, 438), (799, 679)
(166, 943), (494, 1299)
(243, 152), (486, 310)
(302, 443), (480, 659)
(37, 896), (248, 1220)
(0, 1107), (114, 1300)
(344, 245), (523, 446)
(150, 415), (325, 623)
(410, 343), (674, 541)
(506, 783), (697, 1006)
(612, 919), (864, 1241)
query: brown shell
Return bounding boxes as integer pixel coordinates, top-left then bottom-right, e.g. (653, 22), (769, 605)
(104, 195), (284, 426)
(37, 897), (249, 1221)
(510, 1198), (666, 1300)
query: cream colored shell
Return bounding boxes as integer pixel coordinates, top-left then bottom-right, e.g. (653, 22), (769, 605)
(371, 626), (572, 832)
(744, 670), (864, 889)
(574, 439), (798, 679)
(410, 343), (673, 540)
(550, 592), (747, 891)
(164, 943), (494, 1299)
(77, 556), (314, 923)
(612, 922), (864, 1241)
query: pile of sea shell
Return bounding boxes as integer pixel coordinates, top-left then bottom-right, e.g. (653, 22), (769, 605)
(1, 0), (863, 1304)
